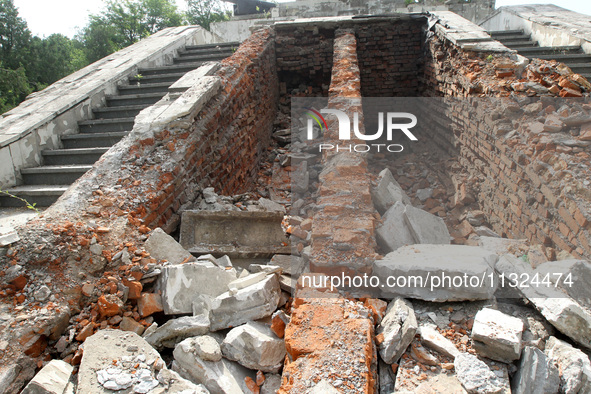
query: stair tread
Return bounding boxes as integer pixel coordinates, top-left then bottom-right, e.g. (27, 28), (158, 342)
(137, 63), (205, 74)
(2, 185), (69, 194)
(106, 93), (165, 100)
(185, 42), (240, 50)
(94, 105), (148, 112)
(21, 165), (93, 174)
(489, 30), (524, 35)
(534, 53), (591, 60)
(78, 117), (135, 125)
(42, 147), (109, 155)
(61, 132), (128, 140)
(513, 46), (582, 53)
(130, 72), (185, 81)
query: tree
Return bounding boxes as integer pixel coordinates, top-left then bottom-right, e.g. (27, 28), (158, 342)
(0, 65), (32, 113)
(186, 0), (230, 31)
(0, 0), (32, 69)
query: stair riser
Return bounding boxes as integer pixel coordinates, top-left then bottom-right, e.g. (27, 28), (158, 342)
(79, 121), (135, 133)
(43, 153), (105, 166)
(93, 109), (143, 119)
(62, 136), (124, 149)
(107, 96), (162, 107)
(118, 85), (171, 96)
(0, 194), (61, 208)
(497, 36), (531, 42)
(129, 74), (183, 84)
(23, 172), (86, 186)
(185, 43), (240, 51)
(179, 49), (234, 57)
(174, 55), (228, 64)
(570, 66), (591, 73)
(138, 66), (203, 76)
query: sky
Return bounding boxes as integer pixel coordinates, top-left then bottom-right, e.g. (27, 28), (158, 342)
(12, 0), (591, 39)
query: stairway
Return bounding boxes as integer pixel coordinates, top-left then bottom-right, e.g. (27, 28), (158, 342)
(489, 30), (591, 80)
(0, 42), (238, 208)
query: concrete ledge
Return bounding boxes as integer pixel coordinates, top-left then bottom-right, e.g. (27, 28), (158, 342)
(480, 5), (591, 53)
(432, 11), (514, 53)
(0, 26), (220, 189)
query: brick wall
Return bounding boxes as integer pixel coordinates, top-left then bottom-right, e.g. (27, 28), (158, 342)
(356, 18), (426, 97)
(420, 33), (591, 259)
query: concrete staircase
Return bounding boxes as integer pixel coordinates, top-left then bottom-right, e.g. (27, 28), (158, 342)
(490, 30), (591, 80)
(0, 42), (238, 208)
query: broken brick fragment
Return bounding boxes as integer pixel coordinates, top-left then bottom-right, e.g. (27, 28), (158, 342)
(97, 294), (123, 318)
(137, 293), (163, 317)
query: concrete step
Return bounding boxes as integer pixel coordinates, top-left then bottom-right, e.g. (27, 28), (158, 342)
(494, 34), (531, 42)
(174, 53), (231, 63)
(503, 41), (537, 48)
(129, 72), (186, 84)
(567, 63), (591, 73)
(93, 105), (146, 120)
(489, 30), (524, 37)
(581, 73), (591, 79)
(42, 147), (109, 165)
(512, 46), (582, 54)
(61, 132), (128, 149)
(118, 82), (172, 96)
(78, 118), (135, 133)
(137, 63), (205, 76)
(0, 185), (68, 207)
(534, 53), (591, 62)
(21, 165), (92, 185)
(179, 47), (234, 57)
(184, 42), (240, 51)
(106, 93), (165, 107)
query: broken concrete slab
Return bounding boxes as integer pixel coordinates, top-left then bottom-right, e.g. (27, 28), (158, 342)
(221, 321), (286, 373)
(371, 168), (411, 214)
(144, 227), (195, 265)
(158, 262), (237, 315)
(173, 337), (255, 394)
(374, 245), (498, 302)
(376, 201), (415, 253)
(76, 329), (165, 394)
(153, 369), (210, 394)
(144, 315), (210, 350)
(228, 272), (269, 294)
(479, 236), (528, 255)
(403, 205), (450, 245)
(419, 324), (460, 359)
(258, 197), (287, 213)
(376, 297), (417, 364)
(192, 335), (222, 362)
(260, 373), (282, 394)
(535, 259), (591, 308)
(270, 254), (307, 277)
(472, 308), (524, 363)
(496, 254), (591, 349)
(454, 353), (511, 394)
(545, 336), (591, 394)
(21, 360), (73, 394)
(180, 210), (290, 258)
(513, 346), (559, 394)
(209, 274), (281, 331)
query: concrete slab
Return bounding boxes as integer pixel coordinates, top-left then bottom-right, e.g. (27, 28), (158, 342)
(180, 210), (290, 258)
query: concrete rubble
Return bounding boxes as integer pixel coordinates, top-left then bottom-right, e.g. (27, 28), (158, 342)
(471, 307), (524, 362)
(21, 360), (73, 394)
(545, 336), (591, 393)
(454, 353), (511, 393)
(513, 346), (560, 394)
(221, 321), (286, 373)
(376, 297), (417, 364)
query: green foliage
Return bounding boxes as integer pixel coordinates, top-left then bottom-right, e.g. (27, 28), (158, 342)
(0, 0), (32, 69)
(186, 0), (230, 31)
(0, 65), (32, 113)
(0, 189), (39, 213)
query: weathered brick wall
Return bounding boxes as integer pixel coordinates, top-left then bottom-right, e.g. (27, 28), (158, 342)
(136, 28), (279, 232)
(420, 33), (591, 259)
(356, 18), (426, 97)
(275, 25), (334, 93)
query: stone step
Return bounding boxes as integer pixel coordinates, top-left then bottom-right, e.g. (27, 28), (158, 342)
(129, 72), (186, 84)
(78, 118), (135, 133)
(106, 93), (165, 107)
(118, 82), (172, 96)
(534, 53), (591, 62)
(184, 42), (240, 51)
(137, 62), (205, 76)
(93, 105), (146, 120)
(61, 132), (128, 149)
(567, 63), (591, 73)
(494, 34), (531, 42)
(174, 53), (231, 63)
(512, 46), (582, 54)
(0, 185), (68, 207)
(503, 40), (537, 48)
(21, 165), (92, 185)
(42, 147), (109, 165)
(489, 30), (524, 37)
(178, 47), (235, 57)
